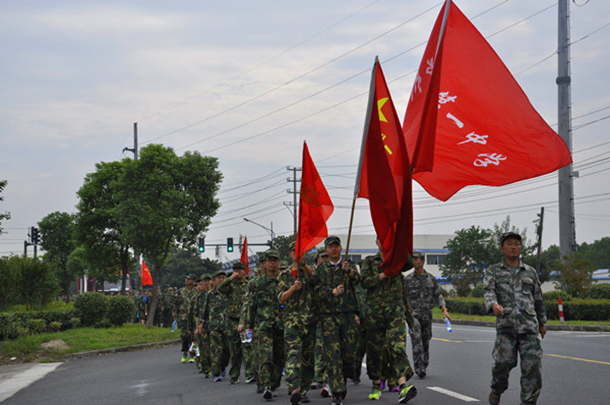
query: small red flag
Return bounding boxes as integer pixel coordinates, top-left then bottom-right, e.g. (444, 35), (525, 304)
(403, 1), (572, 201)
(356, 58), (413, 276)
(240, 237), (250, 276)
(141, 261), (153, 286)
(295, 142), (334, 261)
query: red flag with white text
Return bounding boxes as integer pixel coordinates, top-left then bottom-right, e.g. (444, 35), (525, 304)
(141, 261), (153, 286)
(240, 237), (250, 276)
(295, 142), (334, 262)
(356, 58), (413, 276)
(403, 1), (572, 201)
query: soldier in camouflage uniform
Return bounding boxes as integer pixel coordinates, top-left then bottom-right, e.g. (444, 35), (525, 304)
(484, 232), (546, 405)
(245, 249), (285, 400)
(278, 242), (318, 404)
(314, 236), (360, 405)
(313, 250), (330, 396)
(361, 240), (417, 403)
(218, 262), (249, 384)
(203, 270), (230, 381)
(194, 275), (212, 376)
(176, 274), (199, 363)
(405, 251), (450, 379)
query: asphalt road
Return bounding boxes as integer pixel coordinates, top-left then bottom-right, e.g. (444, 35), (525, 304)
(1, 324), (609, 404)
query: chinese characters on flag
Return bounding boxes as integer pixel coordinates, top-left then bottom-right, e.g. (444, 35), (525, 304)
(295, 142), (334, 262)
(403, 1), (572, 201)
(356, 58), (413, 277)
(240, 237), (250, 276)
(141, 261), (153, 286)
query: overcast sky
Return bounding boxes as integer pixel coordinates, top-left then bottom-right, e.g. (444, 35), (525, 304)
(1, 0), (609, 263)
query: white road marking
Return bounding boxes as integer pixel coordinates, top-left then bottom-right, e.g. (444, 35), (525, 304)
(427, 386), (480, 402)
(0, 363), (62, 402)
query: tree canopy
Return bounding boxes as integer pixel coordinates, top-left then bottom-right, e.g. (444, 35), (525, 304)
(0, 180), (10, 234)
(38, 211), (77, 298)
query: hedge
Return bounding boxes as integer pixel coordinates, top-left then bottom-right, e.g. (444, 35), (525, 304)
(446, 297), (610, 321)
(0, 308), (77, 341)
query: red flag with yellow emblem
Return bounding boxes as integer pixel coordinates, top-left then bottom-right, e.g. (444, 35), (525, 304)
(356, 58), (413, 277)
(295, 142), (334, 262)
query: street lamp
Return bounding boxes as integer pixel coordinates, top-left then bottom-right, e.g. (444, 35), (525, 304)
(243, 218), (275, 247)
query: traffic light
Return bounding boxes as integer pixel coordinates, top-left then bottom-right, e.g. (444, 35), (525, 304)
(198, 237), (205, 252)
(227, 237), (234, 252)
(31, 227), (39, 245)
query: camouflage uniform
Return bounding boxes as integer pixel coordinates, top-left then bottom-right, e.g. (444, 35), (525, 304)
(314, 259), (360, 397)
(245, 273), (285, 391)
(278, 265), (317, 396)
(361, 254), (416, 383)
(217, 274), (248, 382)
(203, 284), (230, 377)
(405, 270), (445, 376)
(484, 260), (546, 404)
(239, 277), (257, 384)
(176, 285), (198, 353)
(194, 288), (211, 375)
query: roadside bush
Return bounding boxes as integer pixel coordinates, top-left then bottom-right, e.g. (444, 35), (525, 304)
(29, 319), (46, 334)
(586, 284), (610, 300)
(543, 291), (573, 302)
(73, 292), (108, 327)
(445, 297), (488, 316)
(470, 284), (485, 298)
(544, 299), (610, 321)
(48, 321), (62, 332)
(68, 317), (81, 329)
(106, 295), (136, 326)
(97, 318), (112, 328)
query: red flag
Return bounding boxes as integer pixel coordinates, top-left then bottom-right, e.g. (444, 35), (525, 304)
(356, 58), (413, 277)
(403, 1), (572, 201)
(295, 142), (334, 261)
(240, 237), (250, 276)
(141, 261), (153, 286)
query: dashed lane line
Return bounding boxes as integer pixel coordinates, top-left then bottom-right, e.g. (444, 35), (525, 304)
(427, 386), (480, 402)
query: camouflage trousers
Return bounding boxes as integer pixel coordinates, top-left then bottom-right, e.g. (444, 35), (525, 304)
(257, 326), (285, 390)
(242, 340), (254, 379)
(209, 329), (230, 377)
(409, 318), (432, 375)
(320, 312), (359, 394)
(314, 319), (327, 383)
(226, 317), (244, 380)
(196, 331), (211, 375)
(366, 313), (413, 382)
(491, 331), (543, 405)
(179, 320), (191, 352)
(284, 321), (316, 394)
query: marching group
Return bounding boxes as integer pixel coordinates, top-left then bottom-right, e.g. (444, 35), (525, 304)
(174, 235), (451, 405)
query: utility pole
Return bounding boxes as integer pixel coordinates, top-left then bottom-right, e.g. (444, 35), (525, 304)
(122, 122), (139, 293)
(535, 207), (545, 276)
(286, 166), (301, 236)
(557, 0), (577, 257)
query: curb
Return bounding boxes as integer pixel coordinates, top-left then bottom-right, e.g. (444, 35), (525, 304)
(62, 338), (181, 360)
(433, 318), (610, 332)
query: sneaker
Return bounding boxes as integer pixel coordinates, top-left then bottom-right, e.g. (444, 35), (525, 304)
(301, 394), (310, 403)
(320, 384), (331, 397)
(181, 354), (187, 363)
(488, 392), (501, 405)
(245, 375), (255, 384)
(203, 373), (209, 378)
(221, 369), (227, 377)
(368, 388), (382, 400)
(416, 371), (426, 379)
(332, 394), (343, 405)
(213, 375), (222, 382)
(189, 356), (195, 363)
(230, 377), (239, 384)
(263, 387), (273, 400)
(290, 389), (301, 405)
(310, 382), (319, 390)
(256, 385), (264, 394)
(398, 385), (417, 403)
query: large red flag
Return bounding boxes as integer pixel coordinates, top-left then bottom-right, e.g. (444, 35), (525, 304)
(295, 142), (334, 261)
(141, 261), (153, 286)
(356, 58), (413, 277)
(240, 237), (250, 276)
(403, 1), (572, 201)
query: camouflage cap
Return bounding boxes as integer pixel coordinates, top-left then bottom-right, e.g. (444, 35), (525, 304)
(500, 231), (522, 246)
(324, 235), (341, 248)
(258, 252), (267, 264)
(233, 261), (246, 270)
(214, 270), (227, 278)
(265, 249), (280, 259)
(201, 274), (212, 281)
(186, 274), (197, 281)
(412, 250), (425, 259)
(289, 241), (296, 250)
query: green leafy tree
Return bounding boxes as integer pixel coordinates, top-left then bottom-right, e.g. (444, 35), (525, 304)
(553, 252), (596, 298)
(158, 247), (221, 288)
(6, 256), (60, 309)
(0, 256), (18, 310)
(578, 237), (610, 269)
(38, 212), (77, 299)
(75, 160), (134, 294)
(117, 145), (222, 328)
(0, 180), (10, 234)
(272, 234), (296, 262)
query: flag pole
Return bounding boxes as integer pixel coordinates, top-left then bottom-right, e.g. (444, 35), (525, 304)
(436, 0), (451, 57)
(345, 57), (379, 261)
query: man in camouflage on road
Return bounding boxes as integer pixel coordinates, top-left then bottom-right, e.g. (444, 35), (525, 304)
(278, 241), (318, 404)
(245, 249), (285, 400)
(203, 270), (230, 382)
(218, 262), (249, 384)
(484, 232), (546, 405)
(314, 236), (360, 405)
(361, 239), (418, 403)
(176, 274), (199, 363)
(195, 275), (212, 377)
(405, 251), (450, 379)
